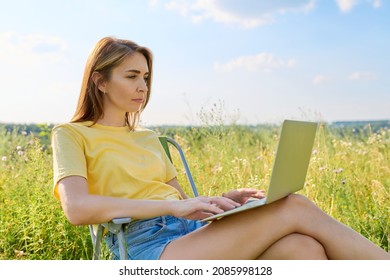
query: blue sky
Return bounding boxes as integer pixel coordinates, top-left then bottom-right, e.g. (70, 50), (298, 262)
(0, 0), (389, 126)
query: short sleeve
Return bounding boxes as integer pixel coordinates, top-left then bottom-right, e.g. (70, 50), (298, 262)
(164, 151), (178, 182)
(153, 135), (178, 182)
(51, 125), (87, 199)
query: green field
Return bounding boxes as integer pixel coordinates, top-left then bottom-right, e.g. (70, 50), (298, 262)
(0, 120), (389, 259)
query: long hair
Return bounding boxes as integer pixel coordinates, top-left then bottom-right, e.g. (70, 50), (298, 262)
(71, 37), (153, 130)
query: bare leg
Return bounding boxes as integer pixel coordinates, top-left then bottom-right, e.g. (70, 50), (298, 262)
(160, 194), (389, 260)
(257, 233), (328, 260)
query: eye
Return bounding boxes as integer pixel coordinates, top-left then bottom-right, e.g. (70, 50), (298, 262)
(127, 75), (136, 79)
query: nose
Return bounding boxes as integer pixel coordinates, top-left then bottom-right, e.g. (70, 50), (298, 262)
(137, 79), (148, 93)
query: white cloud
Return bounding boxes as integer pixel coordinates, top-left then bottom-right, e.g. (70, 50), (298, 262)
(0, 32), (68, 66)
(165, 0), (192, 16)
(313, 75), (331, 84)
(335, 0), (358, 12)
(348, 71), (376, 80)
(335, 0), (382, 12)
(214, 53), (296, 72)
(0, 32), (75, 124)
(148, 0), (159, 8)
(370, 0), (382, 8)
(161, 0), (316, 29)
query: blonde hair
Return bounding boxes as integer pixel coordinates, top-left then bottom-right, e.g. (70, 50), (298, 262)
(71, 37), (153, 130)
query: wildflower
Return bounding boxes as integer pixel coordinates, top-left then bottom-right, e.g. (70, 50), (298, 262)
(211, 163), (223, 174)
(14, 250), (25, 257)
(16, 146), (22, 150)
(333, 168), (343, 174)
(319, 166), (327, 171)
(341, 179), (346, 185)
(18, 150), (24, 156)
(312, 149), (318, 155)
(22, 131), (28, 136)
(1, 156), (7, 161)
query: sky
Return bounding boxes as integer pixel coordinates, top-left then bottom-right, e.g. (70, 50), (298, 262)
(0, 0), (389, 126)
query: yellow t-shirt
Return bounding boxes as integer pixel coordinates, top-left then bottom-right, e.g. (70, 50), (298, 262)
(51, 121), (181, 201)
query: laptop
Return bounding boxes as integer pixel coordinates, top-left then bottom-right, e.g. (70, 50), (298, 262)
(201, 120), (318, 222)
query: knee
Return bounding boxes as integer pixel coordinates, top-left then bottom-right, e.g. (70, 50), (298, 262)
(286, 193), (310, 204)
(283, 193), (317, 210)
(286, 234), (328, 260)
(275, 194), (322, 228)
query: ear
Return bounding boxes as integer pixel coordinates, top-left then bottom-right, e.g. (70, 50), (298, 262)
(91, 71), (107, 93)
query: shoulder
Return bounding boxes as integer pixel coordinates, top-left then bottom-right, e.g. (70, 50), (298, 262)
(52, 121), (94, 135)
(53, 121), (92, 131)
(51, 122), (93, 143)
(134, 127), (157, 135)
(133, 127), (163, 144)
(135, 127), (164, 141)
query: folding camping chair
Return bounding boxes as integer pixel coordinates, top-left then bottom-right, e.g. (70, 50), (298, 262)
(88, 136), (199, 260)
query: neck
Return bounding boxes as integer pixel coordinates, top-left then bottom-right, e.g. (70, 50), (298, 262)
(97, 116), (126, 127)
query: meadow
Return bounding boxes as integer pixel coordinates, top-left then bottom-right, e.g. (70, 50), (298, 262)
(0, 120), (389, 259)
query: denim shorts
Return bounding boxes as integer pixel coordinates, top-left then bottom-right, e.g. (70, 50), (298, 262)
(104, 216), (206, 260)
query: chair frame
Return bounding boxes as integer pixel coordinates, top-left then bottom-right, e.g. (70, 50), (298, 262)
(88, 136), (199, 260)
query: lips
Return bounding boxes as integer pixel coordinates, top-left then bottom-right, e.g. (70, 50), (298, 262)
(132, 99), (144, 104)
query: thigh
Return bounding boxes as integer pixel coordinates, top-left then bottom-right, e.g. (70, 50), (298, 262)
(160, 196), (301, 259)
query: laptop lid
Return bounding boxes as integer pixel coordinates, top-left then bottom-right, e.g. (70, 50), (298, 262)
(265, 120), (318, 204)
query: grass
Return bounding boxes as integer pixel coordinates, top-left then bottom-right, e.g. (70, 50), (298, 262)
(0, 120), (389, 259)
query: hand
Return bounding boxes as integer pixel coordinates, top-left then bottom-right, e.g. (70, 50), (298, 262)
(171, 196), (240, 220)
(222, 188), (266, 205)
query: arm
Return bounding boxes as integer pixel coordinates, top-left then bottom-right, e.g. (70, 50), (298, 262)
(166, 177), (188, 199)
(58, 176), (234, 225)
(58, 176), (176, 225)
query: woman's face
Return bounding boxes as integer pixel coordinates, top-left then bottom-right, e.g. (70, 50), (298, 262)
(101, 52), (149, 117)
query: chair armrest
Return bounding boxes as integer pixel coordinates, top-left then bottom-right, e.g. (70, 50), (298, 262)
(112, 217), (132, 224)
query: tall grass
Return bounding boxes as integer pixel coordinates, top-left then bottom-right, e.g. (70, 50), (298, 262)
(0, 120), (389, 259)
(0, 127), (91, 259)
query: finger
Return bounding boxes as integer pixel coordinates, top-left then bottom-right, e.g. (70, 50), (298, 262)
(206, 203), (225, 214)
(242, 189), (261, 195)
(239, 188), (266, 196)
(252, 190), (266, 198)
(184, 210), (216, 221)
(223, 196), (241, 206)
(237, 188), (258, 192)
(211, 197), (240, 210)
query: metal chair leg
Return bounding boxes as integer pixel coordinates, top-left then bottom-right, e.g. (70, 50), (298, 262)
(92, 225), (103, 260)
(117, 225), (128, 260)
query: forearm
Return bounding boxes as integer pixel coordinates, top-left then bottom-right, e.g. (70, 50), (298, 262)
(63, 194), (176, 225)
(58, 176), (179, 225)
(58, 176), (228, 225)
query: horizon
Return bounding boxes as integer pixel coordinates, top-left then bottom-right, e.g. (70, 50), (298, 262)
(1, 119), (389, 128)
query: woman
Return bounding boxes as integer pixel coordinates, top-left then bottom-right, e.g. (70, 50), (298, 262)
(52, 37), (389, 260)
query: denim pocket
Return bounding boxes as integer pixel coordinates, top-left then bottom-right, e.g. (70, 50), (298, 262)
(104, 233), (120, 260)
(127, 219), (167, 245)
(126, 217), (168, 259)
